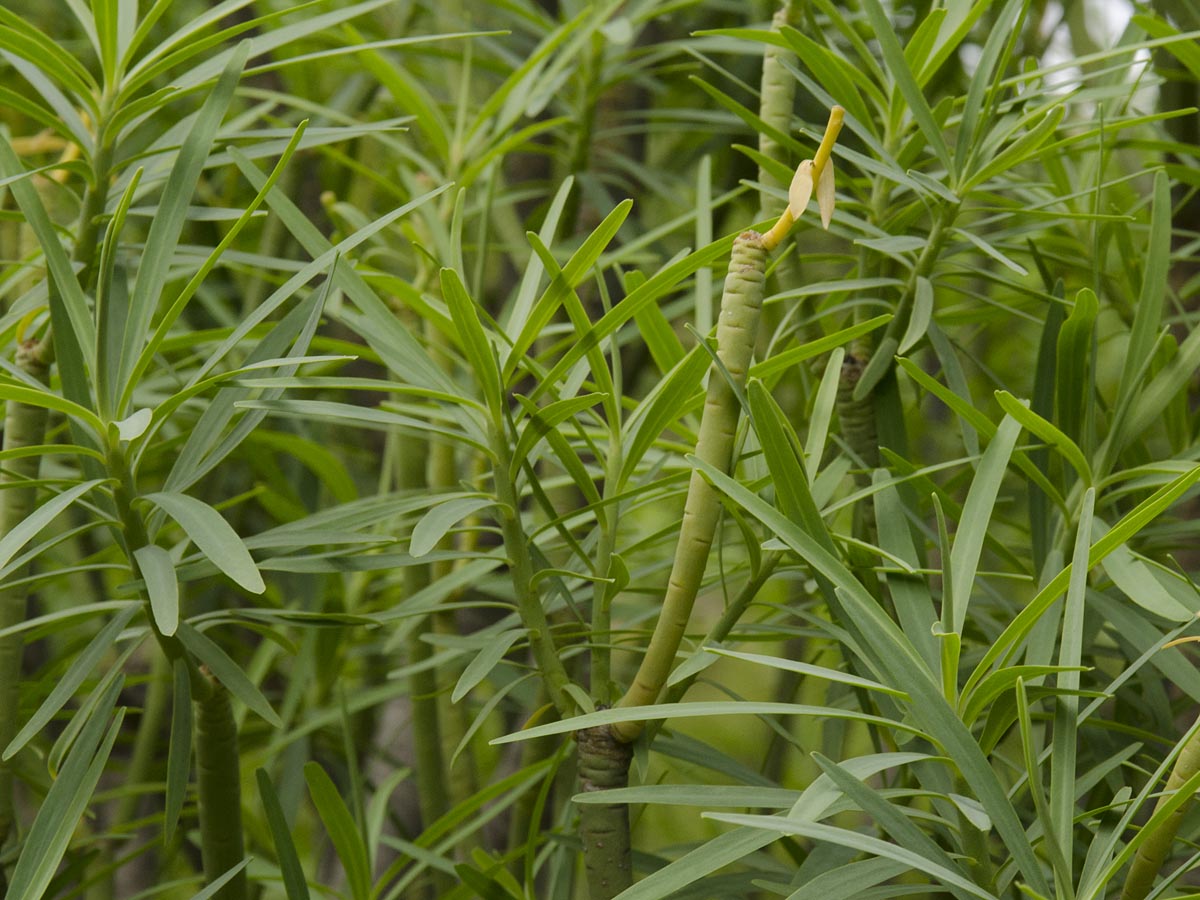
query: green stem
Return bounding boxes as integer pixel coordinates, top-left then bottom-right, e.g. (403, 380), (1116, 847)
(863, 202), (959, 378)
(0, 341), (50, 851)
(576, 724), (633, 899)
(660, 553), (781, 708)
(194, 672), (247, 900)
(836, 340), (881, 479)
(591, 438), (623, 706)
(1121, 714), (1200, 900)
(614, 233), (768, 741)
(756, 2), (801, 223)
(491, 426), (575, 719)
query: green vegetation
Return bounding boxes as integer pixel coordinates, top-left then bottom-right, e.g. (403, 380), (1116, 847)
(1, 1), (1200, 898)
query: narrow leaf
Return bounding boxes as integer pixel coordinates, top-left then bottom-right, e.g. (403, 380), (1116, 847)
(143, 491), (265, 594)
(134, 544), (179, 636)
(176, 623), (281, 727)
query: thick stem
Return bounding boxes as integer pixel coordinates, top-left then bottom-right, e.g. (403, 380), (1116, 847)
(1121, 715), (1200, 900)
(660, 553), (781, 709)
(576, 725), (633, 899)
(756, 3), (801, 223)
(194, 672), (247, 900)
(836, 341), (881, 480)
(614, 234), (768, 741)
(0, 342), (50, 849)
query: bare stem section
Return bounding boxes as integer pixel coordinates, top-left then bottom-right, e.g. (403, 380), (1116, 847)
(614, 232), (768, 740)
(757, 2), (801, 220)
(576, 725), (634, 899)
(194, 672), (247, 900)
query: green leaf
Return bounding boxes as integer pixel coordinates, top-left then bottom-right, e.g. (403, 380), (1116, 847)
(898, 276), (934, 354)
(118, 43), (249, 397)
(530, 234), (737, 403)
(964, 464), (1200, 700)
(143, 491), (265, 594)
(0, 12), (99, 110)
(787, 859), (911, 900)
(1115, 170), (1171, 415)
(995, 390), (1092, 486)
(5, 678), (124, 900)
(708, 649), (907, 699)
(0, 136), (95, 363)
(692, 459), (1052, 896)
(874, 473), (939, 673)
(619, 343), (708, 486)
(966, 105), (1065, 190)
(511, 392), (607, 479)
(257, 769), (311, 900)
(632, 295), (685, 374)
(452, 628), (525, 704)
(861, 0), (954, 176)
(780, 26), (875, 129)
(492, 701), (927, 745)
(810, 754), (983, 900)
(134, 544), (179, 636)
(175, 623), (281, 728)
(0, 384), (103, 435)
(750, 315), (892, 381)
(2, 604), (138, 760)
(0, 480), (104, 576)
(804, 350), (843, 487)
(1050, 488), (1094, 876)
(441, 267), (504, 416)
(410, 495), (495, 558)
(305, 762), (371, 900)
(706, 812), (998, 900)
(504, 200), (632, 381)
(1097, 520), (1194, 621)
(128, 122), (311, 409)
(954, 0), (1029, 177)
(1132, 15), (1200, 79)
(747, 381), (837, 557)
(897, 357), (1064, 511)
(1055, 287), (1098, 447)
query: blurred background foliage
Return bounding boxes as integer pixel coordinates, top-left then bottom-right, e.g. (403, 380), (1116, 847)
(1, 0), (1199, 898)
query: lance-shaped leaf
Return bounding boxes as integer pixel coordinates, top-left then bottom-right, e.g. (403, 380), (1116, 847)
(817, 155), (836, 229)
(142, 492), (265, 594)
(788, 159), (813, 219)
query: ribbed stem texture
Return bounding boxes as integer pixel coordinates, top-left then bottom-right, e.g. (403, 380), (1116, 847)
(195, 674), (247, 900)
(1121, 717), (1200, 900)
(577, 724), (633, 899)
(615, 233), (767, 739)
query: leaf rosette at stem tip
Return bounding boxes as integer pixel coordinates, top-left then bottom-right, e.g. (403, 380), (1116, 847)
(762, 104), (844, 251)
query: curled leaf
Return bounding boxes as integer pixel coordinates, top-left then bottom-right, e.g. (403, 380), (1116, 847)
(788, 159), (814, 219)
(817, 158), (835, 230)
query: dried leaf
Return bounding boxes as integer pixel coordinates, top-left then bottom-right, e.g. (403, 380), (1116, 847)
(817, 158), (836, 230)
(788, 159), (814, 219)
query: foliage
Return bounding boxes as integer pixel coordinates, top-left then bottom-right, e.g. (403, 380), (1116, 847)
(1, 0), (1200, 898)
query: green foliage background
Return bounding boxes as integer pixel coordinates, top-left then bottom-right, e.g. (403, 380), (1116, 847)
(1, 0), (1199, 898)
